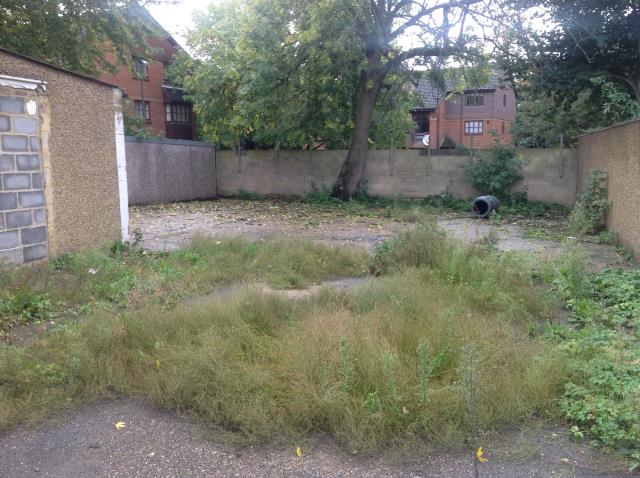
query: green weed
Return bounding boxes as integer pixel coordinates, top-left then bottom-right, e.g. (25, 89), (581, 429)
(569, 170), (610, 237)
(0, 224), (564, 452)
(547, 243), (640, 470)
(0, 236), (367, 335)
(0, 271), (563, 451)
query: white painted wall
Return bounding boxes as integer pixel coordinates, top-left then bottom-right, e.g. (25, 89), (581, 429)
(113, 88), (129, 242)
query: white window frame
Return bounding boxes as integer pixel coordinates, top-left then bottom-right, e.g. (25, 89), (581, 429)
(464, 120), (483, 135)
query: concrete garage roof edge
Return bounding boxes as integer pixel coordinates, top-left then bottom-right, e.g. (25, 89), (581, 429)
(0, 47), (120, 90)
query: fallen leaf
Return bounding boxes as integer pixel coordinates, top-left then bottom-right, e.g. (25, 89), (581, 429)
(296, 447), (302, 457)
(114, 421), (126, 430)
(476, 447), (488, 463)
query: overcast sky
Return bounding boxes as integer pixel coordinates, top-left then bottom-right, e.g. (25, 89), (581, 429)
(146, 0), (210, 49)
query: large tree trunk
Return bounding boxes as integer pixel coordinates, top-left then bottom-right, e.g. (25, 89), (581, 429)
(333, 57), (384, 200)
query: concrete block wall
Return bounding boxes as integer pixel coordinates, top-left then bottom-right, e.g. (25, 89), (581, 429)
(0, 92), (47, 267)
(215, 148), (577, 206)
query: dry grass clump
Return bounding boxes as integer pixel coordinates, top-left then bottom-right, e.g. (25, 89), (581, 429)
(0, 225), (565, 450)
(0, 235), (368, 334)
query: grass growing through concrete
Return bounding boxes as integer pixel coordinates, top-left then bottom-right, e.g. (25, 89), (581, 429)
(0, 224), (566, 452)
(302, 188), (569, 222)
(0, 235), (367, 336)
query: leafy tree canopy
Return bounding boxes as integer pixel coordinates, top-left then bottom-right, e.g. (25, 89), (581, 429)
(495, 0), (640, 146)
(184, 0), (434, 150)
(0, 0), (157, 74)
(184, 0), (489, 198)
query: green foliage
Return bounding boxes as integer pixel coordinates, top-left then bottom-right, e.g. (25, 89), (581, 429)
(0, 292), (54, 332)
(236, 190), (266, 201)
(511, 90), (594, 148)
(559, 327), (640, 470)
(463, 141), (523, 200)
(163, 50), (195, 89)
(496, 0), (640, 146)
(184, 0), (361, 148)
(0, 1), (154, 75)
(0, 236), (367, 336)
(590, 76), (640, 124)
(547, 242), (640, 470)
(123, 104), (153, 139)
(183, 0), (485, 151)
(569, 170), (610, 237)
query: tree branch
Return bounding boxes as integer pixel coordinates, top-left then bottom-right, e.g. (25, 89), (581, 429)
(388, 0), (481, 40)
(383, 45), (453, 74)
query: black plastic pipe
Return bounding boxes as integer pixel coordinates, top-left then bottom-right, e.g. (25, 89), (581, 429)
(471, 195), (500, 218)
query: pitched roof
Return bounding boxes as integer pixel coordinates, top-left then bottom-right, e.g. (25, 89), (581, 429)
(413, 71), (506, 110)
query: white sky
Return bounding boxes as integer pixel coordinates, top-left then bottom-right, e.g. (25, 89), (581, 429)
(146, 0), (210, 50)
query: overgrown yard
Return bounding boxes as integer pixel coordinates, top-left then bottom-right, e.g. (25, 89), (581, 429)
(131, 197), (625, 268)
(1, 198), (639, 476)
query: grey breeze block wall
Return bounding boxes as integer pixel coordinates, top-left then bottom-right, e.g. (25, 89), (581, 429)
(215, 148), (578, 206)
(126, 137), (216, 205)
(0, 92), (47, 267)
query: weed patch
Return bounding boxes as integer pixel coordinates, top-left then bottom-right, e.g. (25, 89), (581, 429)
(547, 242), (640, 469)
(0, 269), (563, 451)
(0, 236), (367, 337)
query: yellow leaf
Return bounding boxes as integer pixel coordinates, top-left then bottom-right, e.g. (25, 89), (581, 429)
(114, 421), (126, 430)
(295, 446), (302, 457)
(476, 447), (488, 463)
(155, 359), (161, 369)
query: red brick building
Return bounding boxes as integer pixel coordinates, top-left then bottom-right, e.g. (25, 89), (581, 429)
(98, 11), (196, 140)
(410, 73), (516, 149)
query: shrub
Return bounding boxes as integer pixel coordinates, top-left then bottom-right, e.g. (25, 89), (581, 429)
(463, 140), (523, 200)
(568, 170), (610, 237)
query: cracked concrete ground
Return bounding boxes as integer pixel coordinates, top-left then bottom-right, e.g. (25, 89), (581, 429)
(0, 400), (629, 478)
(130, 199), (626, 271)
(1, 199), (632, 477)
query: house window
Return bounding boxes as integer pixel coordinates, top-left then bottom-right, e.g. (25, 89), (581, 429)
(134, 58), (148, 80)
(464, 120), (483, 135)
(165, 103), (190, 123)
(134, 100), (150, 121)
(503, 94), (507, 107)
(465, 92), (484, 106)
(412, 111), (429, 133)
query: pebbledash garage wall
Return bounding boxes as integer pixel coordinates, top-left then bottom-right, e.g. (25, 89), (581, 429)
(577, 119), (640, 258)
(0, 48), (128, 268)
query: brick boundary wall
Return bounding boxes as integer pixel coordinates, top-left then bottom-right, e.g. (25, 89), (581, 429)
(0, 90), (47, 267)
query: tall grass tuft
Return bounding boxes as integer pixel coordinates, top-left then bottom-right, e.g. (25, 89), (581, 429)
(0, 223), (566, 451)
(0, 235), (368, 334)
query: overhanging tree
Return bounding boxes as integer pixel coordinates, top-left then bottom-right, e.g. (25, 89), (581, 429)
(492, 0), (640, 145)
(0, 0), (156, 75)
(186, 0), (486, 199)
